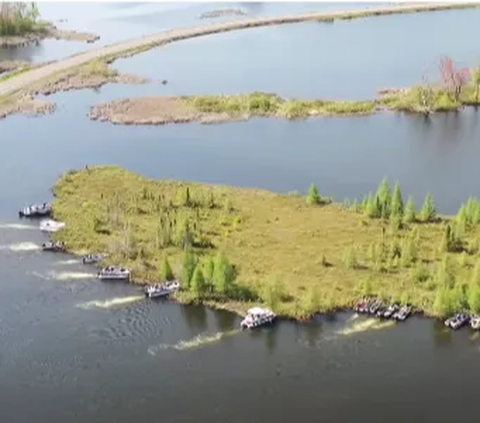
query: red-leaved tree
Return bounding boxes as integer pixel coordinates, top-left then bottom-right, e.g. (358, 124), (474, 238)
(439, 56), (470, 101)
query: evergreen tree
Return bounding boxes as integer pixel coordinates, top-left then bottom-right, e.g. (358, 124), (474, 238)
(191, 266), (206, 298)
(404, 196), (416, 223)
(181, 248), (196, 289)
(456, 204), (468, 226)
(468, 284), (480, 313)
(212, 252), (235, 295)
(410, 261), (429, 284)
(390, 181), (404, 218)
(360, 195), (369, 212)
(160, 256), (174, 281)
(350, 199), (360, 213)
(420, 192), (436, 222)
(436, 256), (455, 289)
(375, 177), (391, 219)
(204, 256), (215, 283)
(184, 187), (191, 207)
(365, 192), (381, 218)
(306, 184), (321, 205)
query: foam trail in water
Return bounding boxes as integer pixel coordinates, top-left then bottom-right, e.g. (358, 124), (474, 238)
(0, 242), (41, 252)
(336, 317), (396, 336)
(77, 295), (144, 310)
(0, 223), (36, 230)
(55, 259), (81, 265)
(47, 270), (96, 281)
(148, 329), (240, 355)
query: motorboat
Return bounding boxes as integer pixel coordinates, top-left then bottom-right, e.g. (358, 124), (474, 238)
(353, 298), (371, 313)
(41, 241), (65, 252)
(19, 202), (52, 218)
(39, 219), (66, 232)
(382, 303), (400, 319)
(82, 254), (107, 265)
(368, 300), (382, 315)
(97, 266), (131, 281)
(470, 315), (480, 330)
(144, 280), (180, 298)
(376, 304), (388, 317)
(240, 307), (276, 329)
(393, 305), (412, 321)
(445, 313), (469, 330)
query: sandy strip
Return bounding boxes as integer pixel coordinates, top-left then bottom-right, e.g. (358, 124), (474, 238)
(0, 2), (476, 98)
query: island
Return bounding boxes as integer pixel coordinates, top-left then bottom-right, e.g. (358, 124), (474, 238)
(88, 57), (480, 125)
(0, 2), (99, 48)
(51, 166), (480, 320)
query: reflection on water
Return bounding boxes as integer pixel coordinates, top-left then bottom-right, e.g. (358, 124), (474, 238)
(214, 309), (238, 332)
(432, 320), (453, 347)
(181, 303), (208, 333)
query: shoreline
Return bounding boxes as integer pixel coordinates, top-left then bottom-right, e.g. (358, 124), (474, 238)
(88, 88), (480, 126)
(0, 2), (478, 100)
(0, 23), (99, 48)
(50, 165), (480, 321)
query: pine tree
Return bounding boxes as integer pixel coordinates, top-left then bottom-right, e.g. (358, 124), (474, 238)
(212, 252), (235, 295)
(401, 238), (416, 267)
(390, 181), (404, 218)
(204, 256), (215, 283)
(404, 196), (416, 223)
(181, 248), (196, 289)
(160, 256), (174, 281)
(191, 266), (206, 298)
(350, 199), (360, 213)
(360, 196), (369, 212)
(365, 192), (380, 218)
(375, 177), (391, 219)
(306, 184), (320, 205)
(436, 256), (455, 289)
(420, 192), (436, 222)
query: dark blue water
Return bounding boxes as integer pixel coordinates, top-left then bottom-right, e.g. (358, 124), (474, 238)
(2, 4), (480, 423)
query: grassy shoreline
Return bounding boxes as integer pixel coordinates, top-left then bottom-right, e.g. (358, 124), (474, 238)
(88, 83), (480, 127)
(52, 166), (480, 320)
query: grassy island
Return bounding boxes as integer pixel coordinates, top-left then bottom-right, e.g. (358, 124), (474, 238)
(89, 58), (480, 126)
(52, 166), (480, 320)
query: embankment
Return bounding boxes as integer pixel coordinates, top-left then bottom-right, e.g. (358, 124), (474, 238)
(0, 2), (478, 99)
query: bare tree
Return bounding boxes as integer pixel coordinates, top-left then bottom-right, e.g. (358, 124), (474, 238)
(439, 56), (470, 101)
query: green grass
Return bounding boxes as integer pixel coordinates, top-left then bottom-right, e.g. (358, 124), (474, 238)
(182, 92), (377, 119)
(79, 60), (119, 79)
(52, 166), (480, 319)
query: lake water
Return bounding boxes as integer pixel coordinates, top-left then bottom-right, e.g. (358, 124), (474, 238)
(2, 3), (480, 423)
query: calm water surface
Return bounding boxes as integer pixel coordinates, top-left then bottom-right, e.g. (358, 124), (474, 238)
(2, 3), (480, 423)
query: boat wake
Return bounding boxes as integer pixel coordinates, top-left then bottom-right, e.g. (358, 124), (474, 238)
(336, 317), (396, 336)
(147, 329), (239, 355)
(47, 270), (96, 281)
(55, 259), (81, 265)
(77, 295), (144, 310)
(0, 223), (36, 230)
(0, 242), (41, 252)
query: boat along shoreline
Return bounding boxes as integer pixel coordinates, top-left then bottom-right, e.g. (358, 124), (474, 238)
(45, 165), (480, 324)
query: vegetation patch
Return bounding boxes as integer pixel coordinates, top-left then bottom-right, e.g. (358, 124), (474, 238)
(52, 166), (480, 319)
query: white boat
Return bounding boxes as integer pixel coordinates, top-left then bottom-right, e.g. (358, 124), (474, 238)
(240, 307), (276, 329)
(144, 280), (180, 298)
(41, 241), (65, 252)
(39, 219), (66, 232)
(471, 315), (480, 330)
(98, 266), (131, 281)
(82, 254), (107, 264)
(19, 202), (52, 218)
